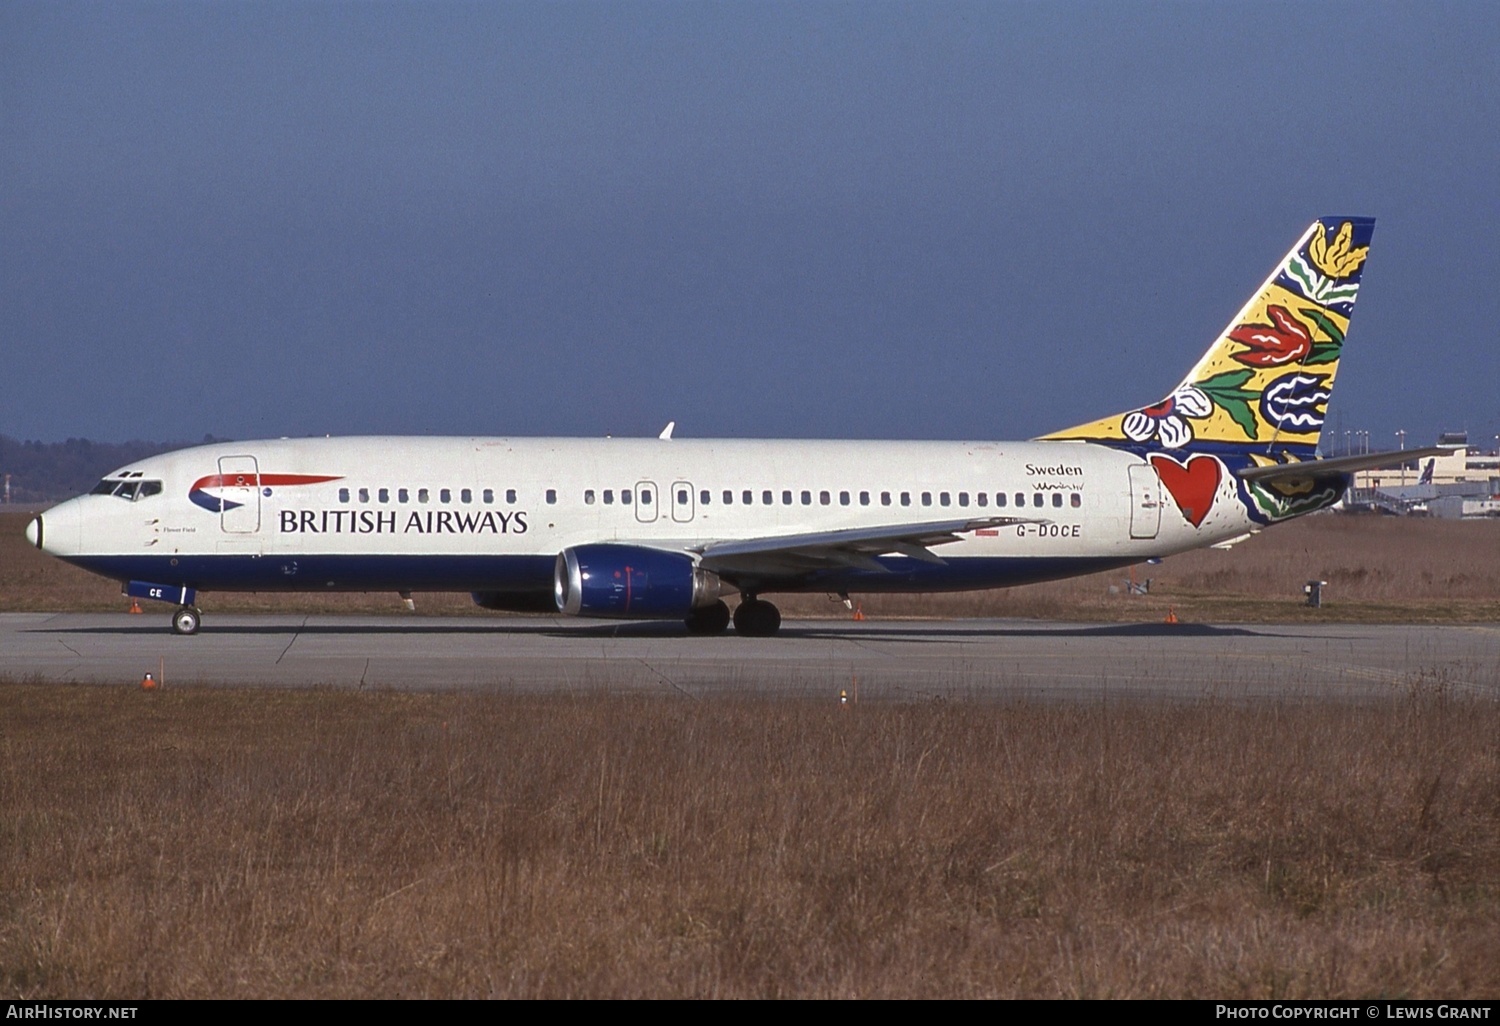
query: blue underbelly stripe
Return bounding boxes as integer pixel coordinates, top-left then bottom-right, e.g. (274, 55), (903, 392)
(63, 553), (1135, 595)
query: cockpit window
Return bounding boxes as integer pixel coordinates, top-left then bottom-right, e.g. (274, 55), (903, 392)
(92, 478), (161, 500)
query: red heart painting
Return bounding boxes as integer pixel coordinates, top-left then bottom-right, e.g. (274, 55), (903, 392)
(1148, 454), (1222, 528)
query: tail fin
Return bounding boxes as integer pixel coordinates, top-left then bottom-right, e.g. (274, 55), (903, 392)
(1041, 217), (1375, 458)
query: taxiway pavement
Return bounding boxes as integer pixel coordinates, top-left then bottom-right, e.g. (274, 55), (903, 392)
(2, 613), (1495, 701)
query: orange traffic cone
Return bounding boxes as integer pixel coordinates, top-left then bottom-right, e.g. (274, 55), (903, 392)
(140, 672), (158, 691)
(129, 599), (143, 614)
(1164, 606), (1179, 624)
(852, 603), (865, 621)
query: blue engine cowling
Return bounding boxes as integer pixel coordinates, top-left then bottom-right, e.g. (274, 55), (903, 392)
(554, 545), (723, 618)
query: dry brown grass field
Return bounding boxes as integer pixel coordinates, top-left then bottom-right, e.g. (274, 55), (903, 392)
(3, 685), (1497, 999)
(4, 510), (1497, 621)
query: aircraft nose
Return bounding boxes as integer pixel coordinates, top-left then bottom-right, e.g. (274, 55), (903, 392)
(32, 499), (82, 557)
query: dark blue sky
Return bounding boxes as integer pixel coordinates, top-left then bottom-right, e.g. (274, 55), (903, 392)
(4, 1), (1497, 449)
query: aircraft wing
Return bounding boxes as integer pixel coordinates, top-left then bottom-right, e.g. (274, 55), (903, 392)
(1234, 446), (1460, 484)
(693, 516), (1042, 577)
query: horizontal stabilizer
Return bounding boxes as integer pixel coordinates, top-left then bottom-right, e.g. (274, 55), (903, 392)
(1234, 446), (1460, 484)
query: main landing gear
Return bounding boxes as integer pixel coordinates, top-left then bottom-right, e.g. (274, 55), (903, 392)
(684, 599), (732, 635)
(171, 605), (203, 636)
(683, 597), (783, 636)
(731, 596), (782, 637)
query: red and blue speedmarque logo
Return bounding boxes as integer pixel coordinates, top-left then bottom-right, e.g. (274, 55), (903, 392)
(188, 473), (343, 513)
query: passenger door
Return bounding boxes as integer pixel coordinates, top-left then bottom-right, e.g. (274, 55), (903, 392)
(1128, 464), (1160, 540)
(218, 455), (261, 533)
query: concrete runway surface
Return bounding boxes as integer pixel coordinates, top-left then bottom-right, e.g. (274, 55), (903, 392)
(3, 613), (1496, 701)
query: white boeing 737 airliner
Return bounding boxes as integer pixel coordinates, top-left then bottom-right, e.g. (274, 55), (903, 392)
(26, 217), (1447, 635)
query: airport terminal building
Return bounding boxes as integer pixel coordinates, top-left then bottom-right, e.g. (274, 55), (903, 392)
(1348, 432), (1500, 517)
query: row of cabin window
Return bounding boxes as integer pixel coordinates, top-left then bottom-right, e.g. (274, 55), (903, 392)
(580, 488), (1083, 510)
(335, 485), (1082, 511)
(338, 487), (518, 505)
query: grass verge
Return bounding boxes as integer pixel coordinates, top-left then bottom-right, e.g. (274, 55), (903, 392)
(3, 682), (1496, 998)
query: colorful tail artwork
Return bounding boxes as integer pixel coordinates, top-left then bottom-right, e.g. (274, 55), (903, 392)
(1043, 217), (1373, 458)
(1042, 217), (1376, 524)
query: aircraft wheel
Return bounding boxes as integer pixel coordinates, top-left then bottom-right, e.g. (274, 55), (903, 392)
(171, 606), (202, 636)
(685, 599), (731, 635)
(732, 598), (782, 637)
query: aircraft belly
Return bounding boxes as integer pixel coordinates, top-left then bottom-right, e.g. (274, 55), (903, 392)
(739, 555), (1138, 594)
(61, 552), (557, 594)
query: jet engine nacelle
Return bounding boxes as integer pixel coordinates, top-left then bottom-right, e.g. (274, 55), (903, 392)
(554, 544), (724, 618)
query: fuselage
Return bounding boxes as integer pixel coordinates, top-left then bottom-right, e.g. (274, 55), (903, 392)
(30, 434), (1256, 599)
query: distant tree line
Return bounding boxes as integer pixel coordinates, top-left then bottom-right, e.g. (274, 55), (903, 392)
(0, 435), (232, 505)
